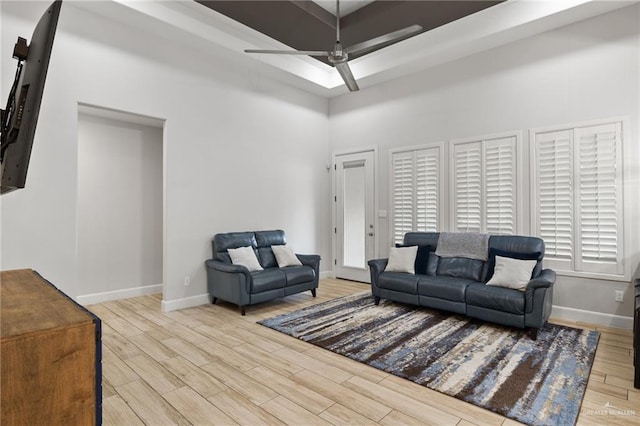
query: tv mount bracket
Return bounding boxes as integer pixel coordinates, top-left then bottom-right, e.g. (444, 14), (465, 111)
(0, 37), (29, 162)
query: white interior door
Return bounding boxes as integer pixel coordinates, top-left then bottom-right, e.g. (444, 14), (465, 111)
(335, 151), (375, 282)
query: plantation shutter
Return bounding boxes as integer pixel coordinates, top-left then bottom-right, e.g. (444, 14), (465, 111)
(484, 137), (516, 235)
(452, 142), (482, 232)
(533, 129), (574, 270)
(575, 122), (623, 275)
(391, 146), (441, 244)
(391, 152), (414, 244)
(415, 149), (439, 232)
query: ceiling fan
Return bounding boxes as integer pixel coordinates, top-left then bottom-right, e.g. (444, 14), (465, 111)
(244, 0), (423, 92)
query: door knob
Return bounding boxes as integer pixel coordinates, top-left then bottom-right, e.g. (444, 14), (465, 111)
(368, 232), (374, 236)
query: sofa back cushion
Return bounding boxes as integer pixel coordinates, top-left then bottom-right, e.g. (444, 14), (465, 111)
(395, 244), (434, 275)
(436, 257), (484, 281)
(484, 235), (545, 281)
(255, 230), (286, 268)
(212, 232), (257, 263)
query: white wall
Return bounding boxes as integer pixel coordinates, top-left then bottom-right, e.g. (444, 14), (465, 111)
(77, 111), (163, 301)
(329, 5), (640, 325)
(0, 2), (331, 307)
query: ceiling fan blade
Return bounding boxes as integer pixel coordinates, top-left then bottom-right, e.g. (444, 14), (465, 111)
(335, 62), (359, 92)
(344, 24), (423, 56)
(244, 49), (331, 56)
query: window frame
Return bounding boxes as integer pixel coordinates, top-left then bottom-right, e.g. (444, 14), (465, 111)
(529, 117), (629, 281)
(389, 142), (445, 245)
(449, 131), (523, 235)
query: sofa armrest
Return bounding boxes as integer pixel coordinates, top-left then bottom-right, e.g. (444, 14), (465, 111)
(368, 259), (388, 288)
(205, 259), (250, 275)
(204, 259), (252, 305)
(297, 254), (321, 270)
(526, 268), (556, 291)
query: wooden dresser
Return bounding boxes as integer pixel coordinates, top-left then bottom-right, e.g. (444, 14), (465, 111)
(1, 269), (102, 425)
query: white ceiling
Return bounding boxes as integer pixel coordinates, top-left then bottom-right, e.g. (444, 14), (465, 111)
(312, 0), (375, 17)
(76, 0), (636, 98)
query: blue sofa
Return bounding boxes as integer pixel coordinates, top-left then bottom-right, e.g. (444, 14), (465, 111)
(368, 232), (556, 339)
(204, 230), (320, 315)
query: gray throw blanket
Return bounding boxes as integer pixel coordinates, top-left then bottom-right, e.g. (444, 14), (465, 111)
(435, 232), (490, 261)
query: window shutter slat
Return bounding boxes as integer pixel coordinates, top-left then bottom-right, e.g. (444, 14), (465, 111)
(535, 130), (574, 261)
(576, 123), (622, 272)
(453, 142), (482, 232)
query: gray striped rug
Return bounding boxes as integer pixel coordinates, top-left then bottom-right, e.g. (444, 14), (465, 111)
(258, 292), (599, 426)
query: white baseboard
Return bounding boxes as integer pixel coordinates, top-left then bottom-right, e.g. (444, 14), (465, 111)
(162, 293), (210, 313)
(550, 305), (633, 330)
(77, 284), (163, 306)
(320, 270), (335, 279)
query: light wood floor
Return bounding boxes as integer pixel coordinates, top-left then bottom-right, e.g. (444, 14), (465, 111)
(88, 278), (639, 425)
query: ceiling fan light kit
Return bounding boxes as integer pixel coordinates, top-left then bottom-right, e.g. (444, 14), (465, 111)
(245, 0), (423, 92)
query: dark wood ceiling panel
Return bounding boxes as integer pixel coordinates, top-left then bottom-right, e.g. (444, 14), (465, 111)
(197, 0), (503, 65)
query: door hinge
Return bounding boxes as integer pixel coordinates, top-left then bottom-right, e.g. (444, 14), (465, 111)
(334, 164), (336, 170)
(334, 259), (337, 265)
(334, 196), (337, 202)
(334, 227), (337, 234)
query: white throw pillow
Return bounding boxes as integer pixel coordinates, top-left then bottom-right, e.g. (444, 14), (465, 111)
(486, 256), (537, 291)
(228, 246), (263, 271)
(272, 245), (302, 267)
(384, 246), (418, 274)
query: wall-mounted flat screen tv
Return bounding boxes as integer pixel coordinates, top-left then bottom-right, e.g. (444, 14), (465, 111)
(0, 0), (62, 195)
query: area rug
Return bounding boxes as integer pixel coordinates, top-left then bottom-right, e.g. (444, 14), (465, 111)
(258, 292), (599, 426)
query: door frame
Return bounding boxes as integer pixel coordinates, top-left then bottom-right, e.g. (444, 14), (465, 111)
(332, 146), (379, 281)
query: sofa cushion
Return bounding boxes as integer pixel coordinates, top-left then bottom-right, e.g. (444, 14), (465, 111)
(250, 268), (286, 293)
(378, 272), (420, 294)
(396, 244), (434, 275)
(255, 230), (286, 247)
(214, 232), (257, 252)
(486, 248), (542, 282)
(282, 265), (315, 286)
(486, 256), (537, 291)
(418, 276), (477, 302)
(385, 246), (418, 274)
(257, 247), (278, 268)
(228, 246), (263, 271)
(272, 245), (302, 267)
(426, 252), (439, 276)
(466, 283), (525, 315)
(436, 257), (484, 281)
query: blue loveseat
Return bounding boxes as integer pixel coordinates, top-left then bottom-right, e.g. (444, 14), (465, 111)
(368, 232), (556, 339)
(204, 230), (320, 315)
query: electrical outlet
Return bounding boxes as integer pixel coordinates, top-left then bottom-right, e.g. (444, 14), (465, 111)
(183, 276), (191, 286)
(615, 290), (623, 302)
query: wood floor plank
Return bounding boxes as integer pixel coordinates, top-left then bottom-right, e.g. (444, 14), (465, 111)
(127, 333), (178, 362)
(379, 409), (428, 426)
(101, 345), (140, 387)
(291, 369), (393, 422)
(249, 366), (335, 415)
(207, 388), (286, 426)
(115, 380), (190, 425)
(163, 386), (238, 425)
(274, 346), (353, 384)
(194, 324), (245, 347)
(200, 361), (279, 405)
(261, 395), (334, 426)
(103, 331), (145, 360)
(379, 374), (503, 425)
(319, 403), (379, 426)
(161, 356), (228, 398)
(344, 375), (461, 425)
(102, 395), (145, 426)
(303, 346), (390, 383)
(124, 354), (185, 395)
(161, 336), (215, 366)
